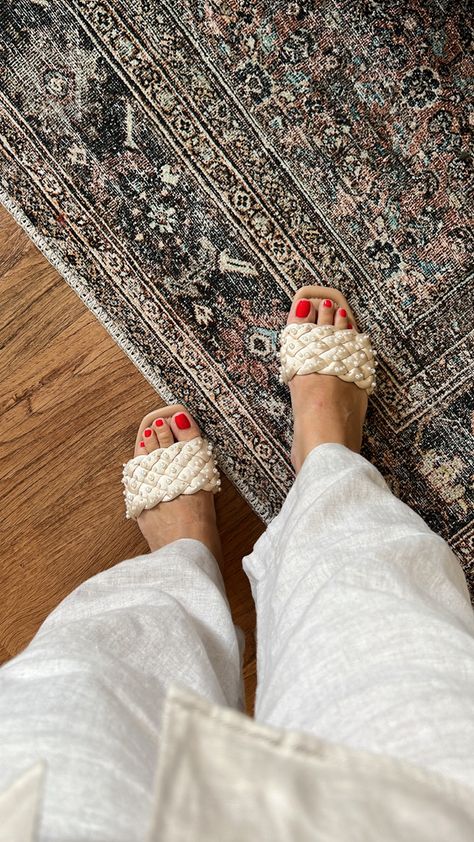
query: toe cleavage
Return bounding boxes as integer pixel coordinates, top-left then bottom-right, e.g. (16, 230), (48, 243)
(134, 406), (202, 458)
(288, 285), (358, 332)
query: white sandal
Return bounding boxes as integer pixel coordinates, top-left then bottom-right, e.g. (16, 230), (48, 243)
(279, 322), (378, 396)
(122, 435), (221, 520)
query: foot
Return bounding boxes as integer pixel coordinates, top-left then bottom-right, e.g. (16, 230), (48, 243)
(286, 285), (369, 473)
(131, 405), (222, 562)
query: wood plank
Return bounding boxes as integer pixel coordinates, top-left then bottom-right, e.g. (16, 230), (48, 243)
(0, 204), (262, 713)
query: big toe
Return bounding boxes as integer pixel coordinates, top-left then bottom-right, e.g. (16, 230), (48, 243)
(287, 295), (316, 325)
(169, 408), (201, 442)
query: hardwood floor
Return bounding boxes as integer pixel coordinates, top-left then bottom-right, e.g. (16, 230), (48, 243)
(0, 204), (263, 713)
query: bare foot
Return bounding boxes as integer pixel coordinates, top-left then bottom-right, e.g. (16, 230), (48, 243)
(131, 405), (222, 562)
(286, 285), (369, 473)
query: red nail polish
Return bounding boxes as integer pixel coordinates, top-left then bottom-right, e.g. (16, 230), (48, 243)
(295, 299), (311, 318)
(348, 323), (353, 329)
(155, 419), (164, 427)
(175, 413), (191, 430)
(144, 429), (152, 438)
(323, 299), (332, 308)
(339, 308), (347, 318)
(140, 442), (145, 447)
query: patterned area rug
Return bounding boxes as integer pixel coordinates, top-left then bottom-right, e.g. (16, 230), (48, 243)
(1, 1), (472, 589)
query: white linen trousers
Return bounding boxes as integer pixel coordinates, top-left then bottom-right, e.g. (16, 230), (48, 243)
(0, 442), (473, 841)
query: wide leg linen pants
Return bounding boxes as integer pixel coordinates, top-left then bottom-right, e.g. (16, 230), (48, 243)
(1, 443), (473, 841)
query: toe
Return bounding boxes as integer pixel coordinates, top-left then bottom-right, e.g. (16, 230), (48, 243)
(287, 295), (316, 325)
(169, 408), (201, 442)
(152, 417), (175, 449)
(142, 426), (159, 454)
(317, 297), (336, 325)
(334, 306), (349, 330)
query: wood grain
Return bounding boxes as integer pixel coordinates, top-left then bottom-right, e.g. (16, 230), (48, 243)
(0, 204), (263, 713)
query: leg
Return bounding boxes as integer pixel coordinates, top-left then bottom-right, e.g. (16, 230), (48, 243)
(244, 287), (474, 787)
(0, 409), (244, 842)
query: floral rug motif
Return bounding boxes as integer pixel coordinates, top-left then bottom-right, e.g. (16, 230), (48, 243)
(0, 0), (472, 591)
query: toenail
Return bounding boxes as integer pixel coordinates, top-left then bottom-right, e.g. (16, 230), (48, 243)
(338, 308), (347, 318)
(155, 419), (164, 427)
(348, 323), (353, 329)
(323, 299), (332, 308)
(144, 429), (152, 437)
(140, 442), (145, 447)
(175, 412), (191, 430)
(295, 299), (311, 318)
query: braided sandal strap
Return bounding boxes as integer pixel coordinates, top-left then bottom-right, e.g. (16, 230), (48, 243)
(279, 323), (378, 396)
(121, 436), (221, 520)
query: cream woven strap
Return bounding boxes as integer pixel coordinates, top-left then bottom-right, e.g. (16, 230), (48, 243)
(121, 436), (221, 520)
(279, 323), (378, 396)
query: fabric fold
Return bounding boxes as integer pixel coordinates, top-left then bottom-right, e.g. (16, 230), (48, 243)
(148, 684), (474, 842)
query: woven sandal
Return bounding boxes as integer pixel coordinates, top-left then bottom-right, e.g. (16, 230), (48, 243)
(122, 435), (221, 520)
(279, 322), (378, 396)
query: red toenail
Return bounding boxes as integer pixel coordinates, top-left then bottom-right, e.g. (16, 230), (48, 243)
(339, 308), (347, 318)
(140, 442), (145, 447)
(323, 299), (332, 308)
(295, 299), (311, 318)
(155, 419), (164, 427)
(348, 323), (353, 329)
(144, 429), (152, 437)
(175, 413), (191, 430)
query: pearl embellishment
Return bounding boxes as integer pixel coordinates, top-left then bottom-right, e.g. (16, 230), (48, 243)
(121, 436), (221, 520)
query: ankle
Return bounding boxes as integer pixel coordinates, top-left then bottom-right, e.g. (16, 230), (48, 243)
(292, 420), (361, 467)
(146, 528), (222, 561)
